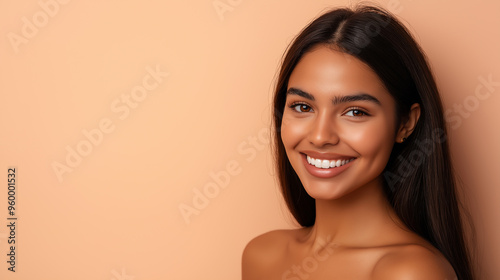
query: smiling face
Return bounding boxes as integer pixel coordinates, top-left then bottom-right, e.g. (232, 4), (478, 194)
(281, 45), (400, 200)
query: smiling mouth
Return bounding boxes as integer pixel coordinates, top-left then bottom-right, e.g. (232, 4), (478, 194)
(306, 155), (356, 169)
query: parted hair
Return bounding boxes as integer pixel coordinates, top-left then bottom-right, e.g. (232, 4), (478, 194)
(272, 4), (474, 280)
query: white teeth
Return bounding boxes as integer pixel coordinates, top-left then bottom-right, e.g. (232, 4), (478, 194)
(306, 155), (355, 169)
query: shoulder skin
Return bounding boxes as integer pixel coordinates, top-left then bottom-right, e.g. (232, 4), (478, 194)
(372, 244), (457, 280)
(242, 229), (291, 280)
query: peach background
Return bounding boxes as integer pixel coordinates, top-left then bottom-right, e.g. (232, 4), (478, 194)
(0, 0), (499, 279)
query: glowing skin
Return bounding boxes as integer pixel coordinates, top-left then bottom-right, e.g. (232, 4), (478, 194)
(242, 45), (456, 280)
(281, 45), (399, 200)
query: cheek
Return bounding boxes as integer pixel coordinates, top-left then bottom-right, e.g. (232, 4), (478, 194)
(280, 112), (305, 149)
(345, 118), (395, 164)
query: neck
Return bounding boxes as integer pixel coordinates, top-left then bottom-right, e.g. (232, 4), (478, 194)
(302, 177), (404, 250)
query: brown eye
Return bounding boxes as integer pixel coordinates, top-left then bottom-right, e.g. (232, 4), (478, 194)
(345, 109), (368, 117)
(353, 109), (363, 116)
(292, 104), (312, 113)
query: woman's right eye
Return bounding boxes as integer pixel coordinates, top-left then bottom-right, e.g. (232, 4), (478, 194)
(290, 103), (312, 113)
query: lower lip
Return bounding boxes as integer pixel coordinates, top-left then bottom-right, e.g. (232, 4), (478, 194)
(302, 154), (355, 179)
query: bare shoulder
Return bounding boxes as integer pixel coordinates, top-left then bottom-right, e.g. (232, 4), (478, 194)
(241, 229), (297, 279)
(372, 244), (457, 280)
(242, 229), (292, 264)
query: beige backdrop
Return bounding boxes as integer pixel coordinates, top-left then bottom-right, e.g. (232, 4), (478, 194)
(1, 0), (499, 279)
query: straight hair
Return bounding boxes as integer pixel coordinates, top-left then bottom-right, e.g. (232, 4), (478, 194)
(272, 4), (475, 280)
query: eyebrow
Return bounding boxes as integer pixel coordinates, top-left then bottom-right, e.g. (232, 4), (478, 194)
(286, 87), (381, 106)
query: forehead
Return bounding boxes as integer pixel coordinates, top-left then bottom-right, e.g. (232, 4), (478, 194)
(288, 45), (391, 102)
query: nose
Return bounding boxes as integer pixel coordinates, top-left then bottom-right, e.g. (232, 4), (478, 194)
(308, 111), (340, 147)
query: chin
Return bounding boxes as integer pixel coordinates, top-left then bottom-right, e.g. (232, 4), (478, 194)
(301, 179), (356, 200)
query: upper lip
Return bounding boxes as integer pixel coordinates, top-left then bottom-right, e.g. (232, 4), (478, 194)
(301, 150), (356, 161)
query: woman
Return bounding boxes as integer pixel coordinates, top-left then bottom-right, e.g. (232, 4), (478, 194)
(242, 4), (474, 280)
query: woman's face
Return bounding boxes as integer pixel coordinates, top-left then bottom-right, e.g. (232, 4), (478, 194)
(281, 45), (399, 200)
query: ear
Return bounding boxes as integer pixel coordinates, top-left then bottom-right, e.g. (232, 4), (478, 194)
(396, 103), (421, 143)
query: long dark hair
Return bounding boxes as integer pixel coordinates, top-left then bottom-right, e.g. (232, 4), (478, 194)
(272, 4), (474, 280)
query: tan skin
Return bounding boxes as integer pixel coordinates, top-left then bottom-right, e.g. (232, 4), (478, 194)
(242, 45), (457, 280)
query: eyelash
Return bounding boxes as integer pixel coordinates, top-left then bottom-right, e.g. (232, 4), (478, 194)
(288, 102), (370, 117)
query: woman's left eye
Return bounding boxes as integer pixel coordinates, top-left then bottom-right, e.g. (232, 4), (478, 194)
(345, 109), (368, 117)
